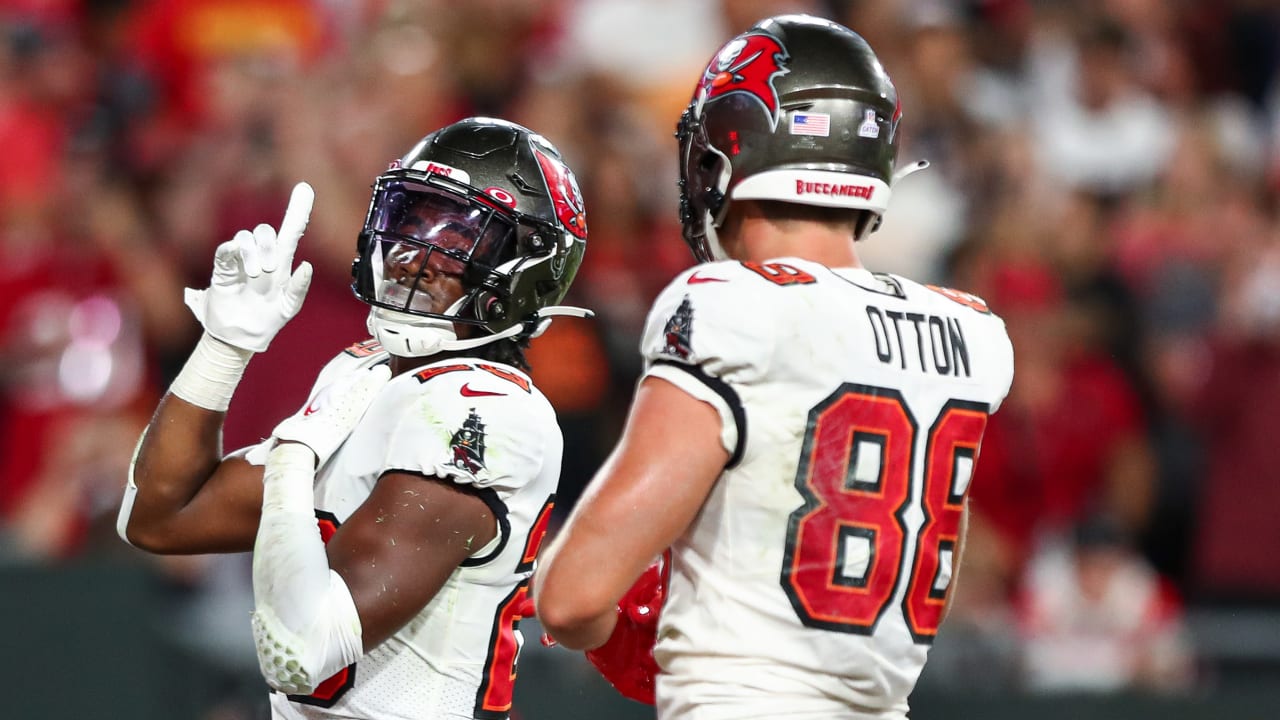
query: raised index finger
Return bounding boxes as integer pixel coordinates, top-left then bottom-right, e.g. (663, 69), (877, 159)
(276, 181), (315, 259)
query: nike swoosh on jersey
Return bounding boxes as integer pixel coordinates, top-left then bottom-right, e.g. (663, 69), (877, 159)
(460, 383), (506, 397)
(303, 401), (321, 416)
(687, 272), (727, 284)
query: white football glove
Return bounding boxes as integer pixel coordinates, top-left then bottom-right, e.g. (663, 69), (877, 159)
(184, 182), (316, 353)
(272, 363), (392, 467)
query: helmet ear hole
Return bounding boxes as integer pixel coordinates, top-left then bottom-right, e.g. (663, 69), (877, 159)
(473, 291), (506, 322)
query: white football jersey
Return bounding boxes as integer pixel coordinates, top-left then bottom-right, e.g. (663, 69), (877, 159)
(640, 258), (1014, 719)
(245, 340), (561, 720)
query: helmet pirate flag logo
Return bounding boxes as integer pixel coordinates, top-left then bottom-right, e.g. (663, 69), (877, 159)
(696, 32), (791, 129)
(532, 143), (588, 241)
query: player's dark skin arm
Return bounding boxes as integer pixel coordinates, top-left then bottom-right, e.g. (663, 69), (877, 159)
(124, 393), (265, 554)
(123, 348), (445, 554)
(129, 396), (495, 646)
(328, 471), (496, 648)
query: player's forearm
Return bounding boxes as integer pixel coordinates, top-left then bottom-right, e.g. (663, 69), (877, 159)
(123, 182), (314, 552)
(118, 333), (251, 551)
(533, 537), (621, 650)
(535, 582), (617, 650)
(121, 396), (226, 544)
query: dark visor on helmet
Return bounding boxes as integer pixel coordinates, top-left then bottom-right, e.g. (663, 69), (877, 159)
(353, 173), (555, 323)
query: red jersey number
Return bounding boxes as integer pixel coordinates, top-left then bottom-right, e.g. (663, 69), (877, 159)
(780, 386), (988, 642)
(473, 495), (555, 719)
(925, 285), (990, 314)
(743, 261), (817, 285)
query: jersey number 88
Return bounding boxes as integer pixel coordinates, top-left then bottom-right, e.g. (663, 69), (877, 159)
(780, 384), (989, 644)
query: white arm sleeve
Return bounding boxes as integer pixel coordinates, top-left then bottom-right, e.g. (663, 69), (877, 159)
(115, 427), (149, 547)
(251, 443), (364, 694)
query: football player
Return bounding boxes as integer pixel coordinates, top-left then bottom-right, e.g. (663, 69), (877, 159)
(535, 15), (1014, 719)
(117, 117), (588, 720)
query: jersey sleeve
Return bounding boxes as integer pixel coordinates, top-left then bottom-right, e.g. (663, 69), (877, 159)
(639, 263), (778, 465)
(380, 367), (551, 494)
(915, 279), (1016, 415)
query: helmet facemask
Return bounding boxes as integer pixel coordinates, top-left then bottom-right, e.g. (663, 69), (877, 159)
(353, 170), (573, 356)
(351, 117), (591, 359)
(677, 106), (733, 264)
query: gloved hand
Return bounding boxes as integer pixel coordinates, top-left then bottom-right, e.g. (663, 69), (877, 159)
(272, 363), (392, 467)
(584, 550), (670, 705)
(184, 182), (316, 352)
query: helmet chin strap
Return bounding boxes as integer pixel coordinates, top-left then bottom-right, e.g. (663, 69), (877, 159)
(367, 304), (595, 358)
(527, 305), (594, 338)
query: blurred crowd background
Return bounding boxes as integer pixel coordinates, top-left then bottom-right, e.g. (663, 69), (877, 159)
(2, 0), (1280, 718)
